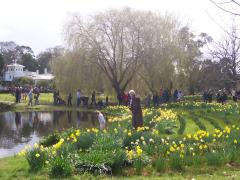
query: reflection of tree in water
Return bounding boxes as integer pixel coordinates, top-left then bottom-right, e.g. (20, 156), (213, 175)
(91, 112), (97, 126)
(21, 123), (33, 138)
(53, 111), (65, 125)
(76, 111), (81, 128)
(0, 112), (32, 149)
(0, 111), (104, 151)
(0, 115), (6, 136)
(15, 112), (21, 129)
(32, 112), (40, 129)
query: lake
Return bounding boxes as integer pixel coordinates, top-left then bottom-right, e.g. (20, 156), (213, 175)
(0, 111), (102, 158)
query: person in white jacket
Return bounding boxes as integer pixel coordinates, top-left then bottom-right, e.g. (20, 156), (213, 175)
(97, 111), (106, 130)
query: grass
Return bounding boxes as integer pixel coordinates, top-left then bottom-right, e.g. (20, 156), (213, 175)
(1, 156), (240, 179)
(0, 93), (98, 112)
(0, 93), (53, 104)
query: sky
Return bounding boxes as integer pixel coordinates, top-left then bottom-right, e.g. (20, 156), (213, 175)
(0, 0), (236, 55)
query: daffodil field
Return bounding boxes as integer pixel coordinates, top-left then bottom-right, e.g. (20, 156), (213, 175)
(17, 101), (240, 177)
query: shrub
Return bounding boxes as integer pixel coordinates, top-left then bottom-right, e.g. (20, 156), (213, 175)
(184, 156), (205, 167)
(75, 132), (96, 151)
(133, 158), (144, 175)
(169, 154), (183, 171)
(26, 147), (47, 172)
(39, 133), (60, 147)
(226, 147), (240, 162)
(74, 133), (126, 175)
(152, 156), (165, 172)
(12, 77), (34, 86)
(50, 156), (72, 178)
(205, 152), (225, 166)
(74, 151), (113, 175)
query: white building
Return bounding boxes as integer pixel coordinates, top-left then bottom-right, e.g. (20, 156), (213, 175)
(3, 62), (54, 83)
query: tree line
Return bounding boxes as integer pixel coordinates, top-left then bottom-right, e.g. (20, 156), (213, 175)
(1, 8), (239, 96)
(52, 8), (240, 96)
(0, 41), (64, 76)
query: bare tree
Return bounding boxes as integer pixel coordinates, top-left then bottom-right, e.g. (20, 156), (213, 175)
(211, 24), (240, 88)
(65, 8), (145, 95)
(209, 0), (240, 16)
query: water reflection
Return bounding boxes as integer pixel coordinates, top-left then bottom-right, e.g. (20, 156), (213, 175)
(0, 111), (101, 157)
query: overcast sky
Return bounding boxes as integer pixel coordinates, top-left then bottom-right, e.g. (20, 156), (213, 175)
(0, 0), (236, 54)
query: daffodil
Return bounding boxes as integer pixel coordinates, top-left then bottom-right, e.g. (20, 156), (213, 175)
(35, 153), (40, 158)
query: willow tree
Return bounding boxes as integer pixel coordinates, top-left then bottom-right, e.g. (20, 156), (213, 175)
(65, 8), (145, 95)
(52, 50), (108, 96)
(138, 13), (180, 93)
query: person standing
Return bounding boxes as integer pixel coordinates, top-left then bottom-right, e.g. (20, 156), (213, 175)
(177, 91), (183, 101)
(91, 91), (96, 106)
(232, 89), (237, 102)
(123, 92), (129, 106)
(105, 95), (109, 106)
(153, 92), (159, 107)
(28, 88), (33, 106)
(97, 111), (106, 130)
(145, 93), (151, 108)
(173, 89), (178, 102)
(34, 87), (40, 105)
(129, 90), (143, 129)
(67, 92), (72, 106)
(53, 90), (57, 105)
(15, 87), (19, 103)
(77, 89), (81, 106)
(117, 92), (123, 105)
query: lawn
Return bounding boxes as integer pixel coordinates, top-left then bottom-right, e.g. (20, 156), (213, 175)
(0, 93), (53, 105)
(1, 156), (240, 179)
(1, 98), (240, 179)
(0, 93), (96, 112)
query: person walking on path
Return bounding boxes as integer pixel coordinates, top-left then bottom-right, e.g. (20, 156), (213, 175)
(129, 90), (143, 129)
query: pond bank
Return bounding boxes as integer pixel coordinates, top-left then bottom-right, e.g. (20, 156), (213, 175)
(0, 101), (98, 112)
(0, 102), (13, 112)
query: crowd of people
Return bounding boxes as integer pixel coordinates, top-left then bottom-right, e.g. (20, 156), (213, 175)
(202, 89), (240, 104)
(116, 89), (183, 108)
(151, 89), (183, 107)
(11, 86), (40, 106)
(9, 86), (240, 109)
(53, 89), (109, 109)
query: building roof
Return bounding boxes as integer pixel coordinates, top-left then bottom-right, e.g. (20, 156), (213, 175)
(6, 63), (25, 67)
(28, 73), (54, 81)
